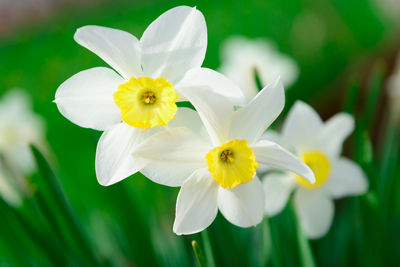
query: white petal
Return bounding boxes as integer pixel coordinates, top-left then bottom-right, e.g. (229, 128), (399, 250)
(176, 67), (245, 105)
(140, 6), (207, 83)
(229, 77), (284, 144)
(167, 107), (203, 134)
(262, 172), (295, 216)
(281, 100), (323, 151)
(0, 172), (22, 207)
(133, 127), (211, 186)
(294, 188), (334, 239)
(54, 67), (123, 131)
(323, 158), (368, 199)
(74, 26), (142, 80)
(317, 113), (354, 158)
(252, 140), (315, 183)
(96, 123), (151, 186)
(218, 177), (265, 227)
(257, 131), (287, 172)
(7, 145), (36, 174)
(173, 168), (219, 235)
(259, 130), (285, 144)
(167, 107), (210, 142)
(179, 85), (234, 146)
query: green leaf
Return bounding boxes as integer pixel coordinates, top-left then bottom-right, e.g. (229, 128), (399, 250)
(30, 145), (102, 266)
(343, 77), (361, 114)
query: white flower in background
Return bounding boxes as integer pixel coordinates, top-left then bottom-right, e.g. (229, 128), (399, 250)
(387, 53), (400, 121)
(262, 101), (368, 239)
(132, 77), (315, 235)
(219, 36), (299, 102)
(388, 74), (400, 118)
(374, 0), (400, 23)
(54, 6), (244, 186)
(0, 89), (45, 206)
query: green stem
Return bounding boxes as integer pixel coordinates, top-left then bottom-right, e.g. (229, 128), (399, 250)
(260, 218), (272, 266)
(292, 202), (316, 267)
(192, 240), (207, 267)
(201, 229), (216, 267)
(253, 67), (264, 91)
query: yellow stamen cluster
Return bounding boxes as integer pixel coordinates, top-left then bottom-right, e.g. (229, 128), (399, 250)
(142, 92), (156, 104)
(113, 77), (178, 129)
(220, 150), (234, 163)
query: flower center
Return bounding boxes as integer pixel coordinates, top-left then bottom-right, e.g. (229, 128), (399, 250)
(114, 77), (178, 129)
(295, 150), (331, 189)
(142, 92), (156, 104)
(220, 150), (234, 163)
(206, 140), (259, 190)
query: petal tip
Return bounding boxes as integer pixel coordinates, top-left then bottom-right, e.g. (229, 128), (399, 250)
(97, 177), (111, 187)
(306, 168), (316, 184)
(172, 222), (185, 236)
(309, 174), (316, 184)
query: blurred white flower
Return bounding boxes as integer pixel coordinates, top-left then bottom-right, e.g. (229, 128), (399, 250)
(133, 77), (314, 235)
(262, 101), (368, 239)
(54, 6), (244, 186)
(0, 89), (45, 206)
(374, 0), (400, 23)
(388, 74), (400, 116)
(219, 36), (299, 102)
(387, 54), (400, 121)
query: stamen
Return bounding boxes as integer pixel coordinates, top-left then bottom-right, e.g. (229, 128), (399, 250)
(220, 150), (234, 163)
(142, 91), (156, 104)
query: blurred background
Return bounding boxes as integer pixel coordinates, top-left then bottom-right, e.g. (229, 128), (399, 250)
(0, 0), (399, 266)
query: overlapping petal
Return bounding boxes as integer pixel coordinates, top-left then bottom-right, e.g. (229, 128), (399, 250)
(177, 67), (245, 104)
(294, 188), (334, 239)
(181, 86), (234, 146)
(252, 140), (315, 183)
(173, 168), (219, 235)
(96, 123), (152, 186)
(217, 177), (265, 227)
(54, 67), (123, 131)
(140, 6), (207, 83)
(323, 157), (368, 198)
(133, 127), (211, 186)
(229, 77), (284, 144)
(167, 107), (204, 134)
(74, 26), (142, 80)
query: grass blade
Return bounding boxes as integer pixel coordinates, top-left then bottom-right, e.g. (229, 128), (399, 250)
(30, 145), (102, 266)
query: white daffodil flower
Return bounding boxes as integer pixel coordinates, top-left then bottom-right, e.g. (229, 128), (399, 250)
(132, 77), (315, 235)
(0, 89), (45, 206)
(219, 36), (299, 102)
(262, 101), (368, 239)
(54, 6), (245, 186)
